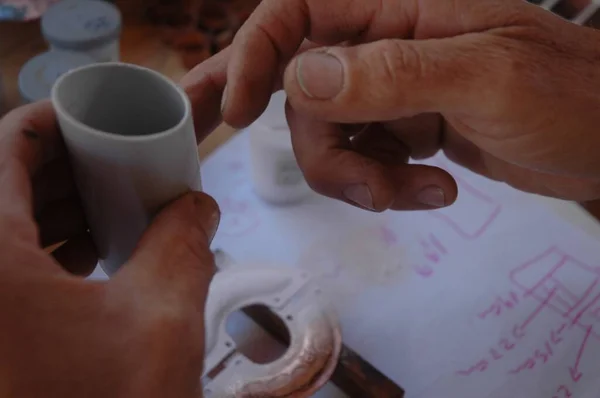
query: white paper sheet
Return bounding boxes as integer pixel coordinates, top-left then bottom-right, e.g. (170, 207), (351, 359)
(201, 131), (600, 398)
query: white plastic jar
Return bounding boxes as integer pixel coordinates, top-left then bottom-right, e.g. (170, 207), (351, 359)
(18, 51), (96, 104)
(248, 91), (312, 204)
(42, 0), (122, 63)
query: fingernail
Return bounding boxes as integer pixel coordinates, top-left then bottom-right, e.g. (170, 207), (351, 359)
(416, 186), (446, 208)
(296, 52), (344, 99)
(220, 85), (228, 114)
(193, 195), (221, 243)
(207, 210), (220, 243)
(343, 184), (375, 211)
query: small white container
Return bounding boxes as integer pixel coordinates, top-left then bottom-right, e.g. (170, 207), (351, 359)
(42, 0), (122, 63)
(18, 50), (96, 104)
(248, 91), (312, 204)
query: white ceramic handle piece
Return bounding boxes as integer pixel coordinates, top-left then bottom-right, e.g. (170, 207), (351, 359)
(202, 265), (342, 397)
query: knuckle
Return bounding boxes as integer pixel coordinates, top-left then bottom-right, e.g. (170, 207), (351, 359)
(376, 39), (424, 85)
(171, 229), (216, 275)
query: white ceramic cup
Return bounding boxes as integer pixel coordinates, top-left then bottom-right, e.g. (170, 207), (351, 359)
(51, 62), (202, 276)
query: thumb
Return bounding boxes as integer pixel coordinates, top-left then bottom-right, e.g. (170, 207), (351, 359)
(115, 192), (220, 304)
(283, 35), (503, 122)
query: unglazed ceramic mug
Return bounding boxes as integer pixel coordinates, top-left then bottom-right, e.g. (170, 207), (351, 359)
(51, 62), (201, 276)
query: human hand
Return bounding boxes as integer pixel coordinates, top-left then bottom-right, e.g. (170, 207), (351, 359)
(0, 101), (219, 398)
(183, 0), (600, 211)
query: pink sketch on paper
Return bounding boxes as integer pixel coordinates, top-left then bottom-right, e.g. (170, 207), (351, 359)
(412, 233), (449, 278)
(413, 264), (434, 278)
(568, 324), (593, 382)
(509, 246), (600, 341)
(378, 226), (398, 248)
(552, 385), (573, 398)
(428, 159), (501, 240)
(455, 325), (527, 376)
(457, 291), (552, 376)
(218, 197), (260, 237)
(478, 291), (521, 320)
(508, 318), (568, 375)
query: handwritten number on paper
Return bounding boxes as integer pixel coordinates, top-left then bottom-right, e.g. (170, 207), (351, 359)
(499, 338), (515, 351)
(553, 386), (573, 398)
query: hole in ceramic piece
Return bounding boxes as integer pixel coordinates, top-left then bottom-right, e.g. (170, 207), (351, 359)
(54, 64), (186, 137)
(225, 304), (291, 365)
(552, 0), (588, 19)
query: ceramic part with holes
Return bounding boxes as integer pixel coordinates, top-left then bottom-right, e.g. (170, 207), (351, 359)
(202, 265), (342, 397)
(248, 91), (312, 204)
(18, 50), (96, 104)
(42, 0), (122, 62)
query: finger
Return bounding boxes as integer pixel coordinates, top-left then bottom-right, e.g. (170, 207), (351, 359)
(181, 40), (320, 138)
(283, 35), (504, 123)
(32, 158), (76, 213)
(37, 197), (87, 247)
(181, 47), (230, 143)
(288, 108), (396, 212)
(289, 107), (457, 210)
(351, 125), (456, 209)
(0, 101), (64, 244)
(114, 192), (220, 304)
(51, 233), (98, 277)
(388, 164), (458, 210)
(0, 100), (63, 175)
(223, 0), (524, 127)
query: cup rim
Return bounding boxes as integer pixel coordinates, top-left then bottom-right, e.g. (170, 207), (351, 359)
(51, 62), (191, 142)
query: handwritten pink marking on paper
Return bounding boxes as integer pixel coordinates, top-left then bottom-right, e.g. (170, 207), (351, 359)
(590, 306), (600, 319)
(379, 226), (398, 248)
(429, 233), (447, 254)
(571, 292), (600, 327)
(558, 386), (573, 398)
(569, 325), (593, 382)
(218, 197), (260, 237)
(508, 320), (570, 375)
(478, 291), (521, 319)
(413, 264), (434, 278)
(552, 385), (573, 398)
(564, 279), (598, 318)
(428, 160), (502, 240)
(456, 359), (489, 376)
(509, 246), (600, 340)
(490, 348), (503, 360)
(520, 287), (557, 330)
(456, 326), (526, 376)
(550, 277), (580, 302)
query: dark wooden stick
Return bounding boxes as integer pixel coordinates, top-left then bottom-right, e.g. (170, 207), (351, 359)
(243, 305), (405, 398)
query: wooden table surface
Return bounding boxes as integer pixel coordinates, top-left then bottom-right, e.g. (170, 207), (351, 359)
(0, 5), (237, 160)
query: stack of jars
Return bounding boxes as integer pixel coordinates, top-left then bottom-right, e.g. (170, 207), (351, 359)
(18, 0), (122, 105)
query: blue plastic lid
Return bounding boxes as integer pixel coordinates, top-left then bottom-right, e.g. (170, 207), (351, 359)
(41, 0), (122, 50)
(18, 51), (96, 103)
